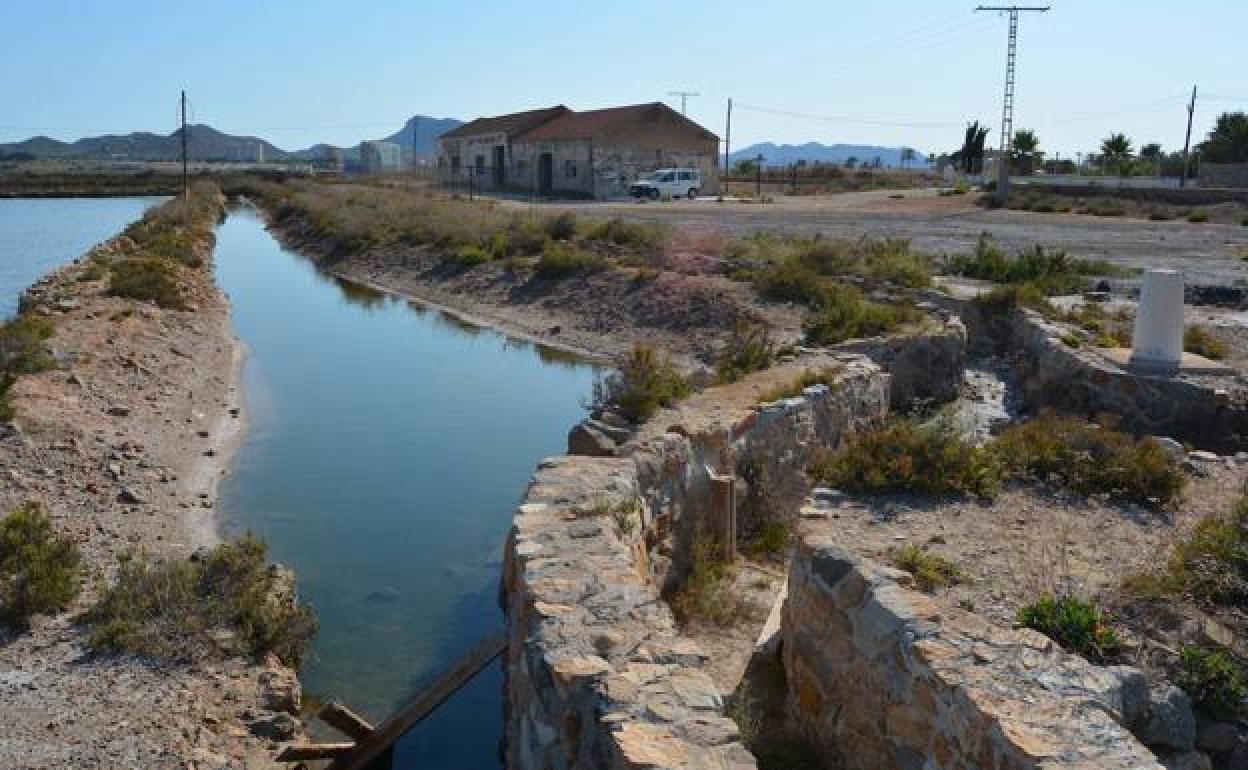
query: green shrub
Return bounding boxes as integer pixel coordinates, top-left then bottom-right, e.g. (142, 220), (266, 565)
(0, 314), (56, 421)
(715, 321), (775, 383)
(746, 519), (791, 557)
(1083, 199), (1126, 217)
(972, 282), (1056, 317)
(892, 545), (961, 593)
(589, 344), (691, 424)
(1060, 331), (1083, 348)
(0, 502), (81, 626)
(85, 535), (317, 667)
(759, 366), (843, 402)
(944, 235), (1113, 294)
(542, 211), (579, 241)
(585, 218), (666, 251)
(993, 414), (1184, 506)
(1016, 595), (1120, 662)
(1187, 209), (1210, 224)
(1165, 488), (1248, 605)
(810, 418), (1001, 498)
(803, 283), (912, 345)
(754, 260), (827, 305)
(452, 244), (491, 267)
(667, 533), (747, 627)
(1176, 646), (1247, 719)
(108, 257), (184, 309)
(1149, 209), (1174, 221)
(535, 241), (605, 279)
(797, 237), (931, 289)
(1184, 325), (1228, 360)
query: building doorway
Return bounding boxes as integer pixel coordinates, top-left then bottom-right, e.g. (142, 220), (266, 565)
(538, 153), (553, 196)
(492, 145), (505, 187)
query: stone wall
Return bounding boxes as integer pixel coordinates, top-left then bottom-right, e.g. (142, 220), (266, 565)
(1199, 162), (1248, 190)
(502, 354), (890, 770)
(783, 535), (1166, 770)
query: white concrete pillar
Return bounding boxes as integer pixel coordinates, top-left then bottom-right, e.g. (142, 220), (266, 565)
(1129, 269), (1184, 374)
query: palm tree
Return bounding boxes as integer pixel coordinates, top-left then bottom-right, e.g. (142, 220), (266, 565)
(1011, 129), (1041, 174)
(900, 148), (916, 169)
(1200, 112), (1248, 163)
(1100, 133), (1134, 175)
(952, 121), (991, 174)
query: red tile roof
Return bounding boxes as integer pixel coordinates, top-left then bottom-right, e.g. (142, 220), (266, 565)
(438, 105), (570, 140)
(514, 102), (719, 143)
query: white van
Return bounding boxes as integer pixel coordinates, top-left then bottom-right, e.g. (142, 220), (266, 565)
(629, 168), (702, 200)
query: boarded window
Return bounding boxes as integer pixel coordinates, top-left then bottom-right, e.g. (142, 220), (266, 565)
(564, 160), (577, 178)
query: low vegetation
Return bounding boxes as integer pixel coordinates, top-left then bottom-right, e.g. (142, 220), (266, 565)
(758, 366), (843, 402)
(85, 535), (317, 667)
(589, 344), (690, 424)
(810, 418), (1001, 499)
(994, 414), (1184, 506)
(812, 413), (1182, 507)
(943, 235), (1116, 295)
(803, 283), (916, 345)
(714, 321), (775, 384)
(535, 240), (606, 279)
(667, 533), (748, 627)
(1176, 646), (1247, 719)
(1016, 595), (1120, 663)
(892, 545), (961, 593)
(107, 257), (184, 309)
(0, 503), (82, 627)
(0, 314), (56, 421)
(971, 281), (1057, 317)
(1184, 325), (1228, 360)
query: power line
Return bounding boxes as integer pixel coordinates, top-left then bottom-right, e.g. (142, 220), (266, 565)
(733, 102), (961, 129)
(976, 4), (1050, 204)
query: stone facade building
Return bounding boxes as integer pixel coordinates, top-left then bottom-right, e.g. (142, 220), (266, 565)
(436, 102), (719, 198)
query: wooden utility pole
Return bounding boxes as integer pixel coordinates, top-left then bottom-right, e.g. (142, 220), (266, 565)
(180, 91), (189, 200)
(668, 90), (699, 115)
(724, 98), (732, 176)
(975, 5), (1050, 205)
(1180, 85), (1197, 188)
(755, 154), (764, 198)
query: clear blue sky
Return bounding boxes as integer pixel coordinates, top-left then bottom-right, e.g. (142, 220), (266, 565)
(3, 0), (1245, 158)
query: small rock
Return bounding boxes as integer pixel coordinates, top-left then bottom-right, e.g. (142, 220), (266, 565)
(1139, 683), (1197, 751)
(106, 405), (131, 417)
(117, 487), (145, 505)
(568, 420), (615, 457)
(1162, 751), (1212, 770)
(1153, 437), (1185, 462)
(1196, 722), (1239, 754)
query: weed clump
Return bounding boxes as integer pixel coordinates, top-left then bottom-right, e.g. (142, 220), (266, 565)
(892, 545), (961, 593)
(668, 534), (748, 627)
(0, 503), (81, 626)
(803, 283), (914, 345)
(1016, 595), (1120, 663)
(108, 257), (184, 309)
(584, 218), (666, 251)
(714, 321), (775, 383)
(1176, 646), (1247, 719)
(810, 418), (1001, 499)
(0, 314), (56, 420)
(589, 344), (690, 424)
(1187, 209), (1210, 224)
(535, 241), (605, 279)
(1152, 486), (1248, 605)
(944, 235), (1114, 295)
(85, 535), (317, 667)
(994, 414), (1184, 506)
(1184, 325), (1228, 360)
(542, 211), (579, 241)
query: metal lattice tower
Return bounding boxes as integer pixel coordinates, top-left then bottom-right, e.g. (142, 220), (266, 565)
(975, 6), (1049, 203)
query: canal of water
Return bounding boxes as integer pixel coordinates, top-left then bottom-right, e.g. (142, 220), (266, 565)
(212, 207), (597, 768)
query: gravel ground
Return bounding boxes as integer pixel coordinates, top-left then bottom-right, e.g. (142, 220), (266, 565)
(504, 189), (1248, 287)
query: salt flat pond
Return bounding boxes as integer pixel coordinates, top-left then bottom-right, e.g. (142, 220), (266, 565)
(213, 207), (597, 768)
(0, 197), (164, 317)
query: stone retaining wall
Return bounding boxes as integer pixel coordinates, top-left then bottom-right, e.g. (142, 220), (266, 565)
(783, 534), (1166, 770)
(502, 355), (890, 770)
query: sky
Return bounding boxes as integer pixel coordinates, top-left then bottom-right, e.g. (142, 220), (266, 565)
(2, 0), (1246, 159)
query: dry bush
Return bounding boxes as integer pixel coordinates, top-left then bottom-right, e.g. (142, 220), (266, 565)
(714, 321), (775, 383)
(0, 314), (55, 420)
(892, 545), (961, 593)
(758, 366), (843, 403)
(0, 502), (81, 627)
(667, 533), (750, 627)
(588, 344), (690, 424)
(1184, 325), (1228, 360)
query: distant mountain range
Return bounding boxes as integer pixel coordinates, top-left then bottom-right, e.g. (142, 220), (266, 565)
(729, 142), (931, 169)
(0, 115), (465, 163)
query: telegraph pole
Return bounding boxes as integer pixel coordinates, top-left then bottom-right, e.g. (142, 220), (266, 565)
(724, 98), (733, 175)
(669, 91), (699, 115)
(975, 5), (1049, 205)
(1180, 85), (1197, 188)
(180, 90), (189, 202)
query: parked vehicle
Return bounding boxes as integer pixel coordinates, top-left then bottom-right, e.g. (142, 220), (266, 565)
(629, 168), (701, 200)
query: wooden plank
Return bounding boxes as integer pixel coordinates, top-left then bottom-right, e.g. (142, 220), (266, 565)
(319, 701), (376, 742)
(276, 742), (356, 761)
(327, 631), (506, 770)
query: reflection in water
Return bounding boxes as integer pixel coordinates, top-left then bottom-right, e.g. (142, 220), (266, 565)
(213, 209), (596, 769)
(328, 275), (391, 309)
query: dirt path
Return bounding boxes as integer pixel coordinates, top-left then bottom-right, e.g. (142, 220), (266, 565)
(502, 189), (1248, 286)
(0, 222), (299, 768)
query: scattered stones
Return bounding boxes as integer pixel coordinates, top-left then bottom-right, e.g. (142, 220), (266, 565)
(105, 405), (131, 417)
(117, 487), (145, 505)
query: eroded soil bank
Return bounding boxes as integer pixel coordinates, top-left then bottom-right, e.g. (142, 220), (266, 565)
(0, 193), (300, 768)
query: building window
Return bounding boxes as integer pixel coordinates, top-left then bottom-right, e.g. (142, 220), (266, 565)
(564, 160), (577, 179)
(516, 160), (528, 176)
(475, 155), (485, 174)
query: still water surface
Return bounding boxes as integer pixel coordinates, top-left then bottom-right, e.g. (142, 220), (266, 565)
(0, 197), (165, 318)
(213, 208), (597, 768)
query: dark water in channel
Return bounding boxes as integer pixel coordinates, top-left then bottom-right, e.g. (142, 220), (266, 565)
(213, 208), (597, 768)
(0, 197), (166, 318)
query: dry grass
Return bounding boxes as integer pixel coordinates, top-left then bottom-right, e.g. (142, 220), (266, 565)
(588, 344), (691, 424)
(758, 366), (843, 403)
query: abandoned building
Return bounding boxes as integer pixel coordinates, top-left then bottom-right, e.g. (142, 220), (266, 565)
(435, 102), (720, 198)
